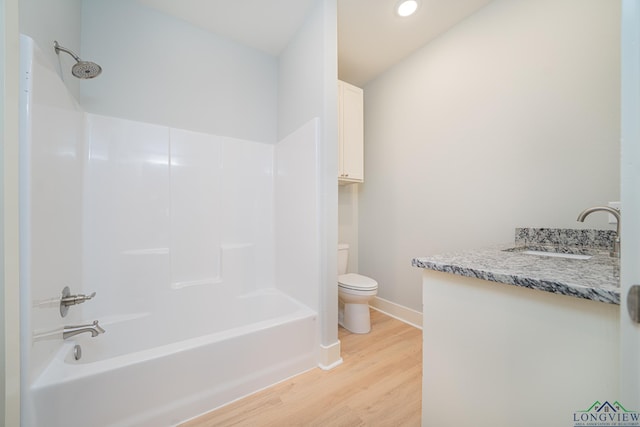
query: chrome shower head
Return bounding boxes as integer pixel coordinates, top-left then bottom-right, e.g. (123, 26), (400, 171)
(54, 41), (102, 79)
(71, 61), (102, 79)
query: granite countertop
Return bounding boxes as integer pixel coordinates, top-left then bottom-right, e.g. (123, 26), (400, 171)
(411, 228), (620, 305)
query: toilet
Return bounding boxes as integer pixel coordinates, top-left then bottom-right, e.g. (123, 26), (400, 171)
(338, 243), (378, 334)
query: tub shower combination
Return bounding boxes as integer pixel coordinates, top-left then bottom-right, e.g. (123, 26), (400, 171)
(31, 288), (316, 426)
(20, 35), (321, 426)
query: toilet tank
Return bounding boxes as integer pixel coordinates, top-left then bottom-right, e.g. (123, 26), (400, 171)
(338, 243), (349, 275)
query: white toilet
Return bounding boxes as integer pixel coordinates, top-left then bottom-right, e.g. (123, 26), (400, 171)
(338, 243), (378, 334)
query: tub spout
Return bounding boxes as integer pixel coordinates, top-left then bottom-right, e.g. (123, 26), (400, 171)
(63, 320), (105, 340)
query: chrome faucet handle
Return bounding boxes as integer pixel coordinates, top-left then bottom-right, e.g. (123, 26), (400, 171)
(60, 287), (97, 317)
(63, 291), (96, 305)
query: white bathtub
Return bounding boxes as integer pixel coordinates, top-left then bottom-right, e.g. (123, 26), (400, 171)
(29, 289), (318, 427)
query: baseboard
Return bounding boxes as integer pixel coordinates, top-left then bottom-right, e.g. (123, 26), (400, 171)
(370, 296), (422, 329)
(318, 340), (343, 370)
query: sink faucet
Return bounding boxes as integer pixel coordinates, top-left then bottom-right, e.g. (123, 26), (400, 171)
(576, 206), (621, 258)
(63, 320), (105, 340)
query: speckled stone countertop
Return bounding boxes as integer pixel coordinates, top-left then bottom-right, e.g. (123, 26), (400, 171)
(412, 228), (620, 305)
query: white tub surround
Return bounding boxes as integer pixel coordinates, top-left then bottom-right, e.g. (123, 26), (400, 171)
(20, 35), (323, 427)
(19, 34), (87, 393)
(414, 228), (620, 426)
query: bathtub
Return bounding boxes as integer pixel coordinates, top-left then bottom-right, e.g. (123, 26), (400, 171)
(29, 289), (318, 427)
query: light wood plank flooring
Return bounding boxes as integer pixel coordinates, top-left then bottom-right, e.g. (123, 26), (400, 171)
(181, 309), (422, 427)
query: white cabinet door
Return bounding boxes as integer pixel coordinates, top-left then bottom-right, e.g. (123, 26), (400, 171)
(621, 0), (640, 412)
(338, 80), (364, 183)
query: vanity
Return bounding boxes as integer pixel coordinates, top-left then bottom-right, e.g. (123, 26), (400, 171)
(413, 228), (620, 427)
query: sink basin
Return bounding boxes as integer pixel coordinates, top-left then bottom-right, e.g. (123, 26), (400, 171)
(520, 250), (591, 260)
(502, 246), (594, 260)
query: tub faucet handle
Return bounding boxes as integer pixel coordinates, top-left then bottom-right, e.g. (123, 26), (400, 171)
(60, 286), (97, 317)
(62, 291), (96, 305)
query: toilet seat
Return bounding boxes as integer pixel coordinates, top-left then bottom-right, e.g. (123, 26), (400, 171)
(338, 273), (378, 291)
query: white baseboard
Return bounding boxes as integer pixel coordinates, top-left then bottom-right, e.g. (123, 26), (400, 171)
(370, 296), (422, 329)
(318, 340), (343, 370)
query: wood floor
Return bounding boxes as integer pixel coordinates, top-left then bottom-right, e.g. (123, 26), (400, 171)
(180, 309), (422, 427)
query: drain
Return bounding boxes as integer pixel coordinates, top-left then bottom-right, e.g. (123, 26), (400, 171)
(73, 344), (82, 361)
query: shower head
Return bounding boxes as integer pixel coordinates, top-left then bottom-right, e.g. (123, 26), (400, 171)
(54, 41), (102, 79)
(71, 61), (102, 79)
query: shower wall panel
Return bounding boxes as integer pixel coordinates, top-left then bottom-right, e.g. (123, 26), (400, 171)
(21, 35), (86, 384)
(82, 115), (275, 320)
(83, 115), (171, 317)
(169, 129), (223, 290)
(168, 128), (274, 294)
(275, 118), (320, 309)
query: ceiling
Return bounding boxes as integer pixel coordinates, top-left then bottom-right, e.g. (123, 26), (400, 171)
(338, 0), (494, 86)
(137, 0), (494, 87)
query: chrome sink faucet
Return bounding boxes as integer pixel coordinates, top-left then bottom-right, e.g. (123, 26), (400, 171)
(577, 206), (621, 258)
(63, 320), (105, 340)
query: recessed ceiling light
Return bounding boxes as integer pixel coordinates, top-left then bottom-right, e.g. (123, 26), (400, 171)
(396, 0), (419, 17)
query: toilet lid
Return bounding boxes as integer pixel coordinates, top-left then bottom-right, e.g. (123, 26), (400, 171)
(338, 273), (378, 291)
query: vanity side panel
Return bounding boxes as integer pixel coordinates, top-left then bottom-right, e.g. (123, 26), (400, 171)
(422, 270), (619, 427)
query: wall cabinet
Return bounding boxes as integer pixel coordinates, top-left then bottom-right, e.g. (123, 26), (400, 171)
(338, 80), (364, 183)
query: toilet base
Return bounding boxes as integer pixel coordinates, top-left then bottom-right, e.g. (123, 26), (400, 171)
(339, 302), (371, 334)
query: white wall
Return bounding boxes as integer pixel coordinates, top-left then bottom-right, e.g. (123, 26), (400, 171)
(358, 0), (621, 312)
(80, 0), (278, 143)
(278, 0), (332, 141)
(278, 0), (339, 353)
(19, 0), (82, 99)
(338, 184), (359, 273)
